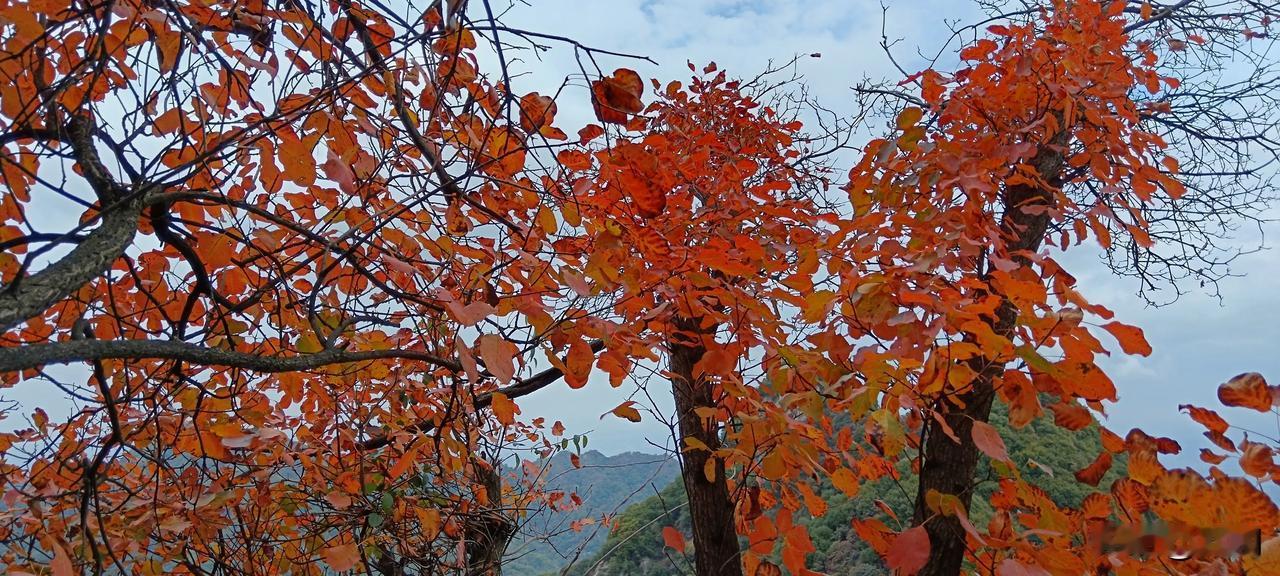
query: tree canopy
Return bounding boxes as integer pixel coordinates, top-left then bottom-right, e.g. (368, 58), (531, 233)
(0, 0), (1278, 575)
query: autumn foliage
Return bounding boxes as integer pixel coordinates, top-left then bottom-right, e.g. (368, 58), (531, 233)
(0, 0), (1276, 575)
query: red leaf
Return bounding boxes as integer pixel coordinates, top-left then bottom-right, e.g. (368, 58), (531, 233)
(662, 526), (686, 551)
(1075, 450), (1113, 486)
(971, 421), (1010, 463)
(885, 525), (930, 575)
(997, 559), (1051, 576)
(578, 124), (605, 144)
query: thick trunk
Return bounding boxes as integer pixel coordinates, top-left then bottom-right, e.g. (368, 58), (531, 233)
(911, 138), (1066, 576)
(464, 462), (515, 576)
(669, 316), (743, 576)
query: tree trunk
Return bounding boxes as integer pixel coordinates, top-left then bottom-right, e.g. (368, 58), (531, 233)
(464, 461), (515, 576)
(911, 138), (1066, 576)
(669, 315), (744, 576)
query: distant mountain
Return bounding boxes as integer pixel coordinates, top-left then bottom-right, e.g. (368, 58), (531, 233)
(503, 449), (681, 575)
(561, 403), (1126, 576)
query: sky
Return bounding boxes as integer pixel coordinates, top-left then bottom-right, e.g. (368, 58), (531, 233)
(491, 0), (1280, 471)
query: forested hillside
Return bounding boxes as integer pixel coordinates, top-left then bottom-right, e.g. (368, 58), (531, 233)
(561, 405), (1126, 575)
(504, 450), (680, 574)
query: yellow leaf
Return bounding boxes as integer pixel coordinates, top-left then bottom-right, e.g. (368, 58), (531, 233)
(896, 106), (924, 129)
(608, 401), (641, 422)
(802, 290), (838, 323)
(831, 467), (860, 497)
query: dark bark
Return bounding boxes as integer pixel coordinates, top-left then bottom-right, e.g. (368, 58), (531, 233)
(669, 316), (743, 576)
(911, 136), (1066, 576)
(0, 338), (462, 374)
(464, 461), (515, 576)
(0, 116), (148, 334)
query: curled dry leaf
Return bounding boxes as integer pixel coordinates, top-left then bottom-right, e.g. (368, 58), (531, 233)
(1218, 372), (1274, 412)
(591, 68), (645, 125)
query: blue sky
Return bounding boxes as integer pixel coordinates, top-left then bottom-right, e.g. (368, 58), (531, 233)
(497, 0), (1280, 471)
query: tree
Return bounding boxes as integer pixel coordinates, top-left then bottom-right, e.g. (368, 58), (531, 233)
(0, 1), (652, 574)
(554, 65), (843, 576)
(841, 1), (1280, 574)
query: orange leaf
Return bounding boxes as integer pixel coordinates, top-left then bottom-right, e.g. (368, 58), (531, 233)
(1218, 372), (1273, 412)
(1180, 404), (1229, 435)
(1100, 321), (1152, 356)
(1051, 402), (1093, 431)
(388, 438), (425, 480)
(662, 526), (686, 551)
(519, 92), (557, 133)
(1240, 442), (1275, 478)
(491, 392), (519, 426)
(607, 401), (641, 422)
(831, 467), (860, 497)
(971, 421), (1010, 463)
(1214, 476), (1280, 533)
(619, 170), (666, 219)
(591, 68), (644, 125)
(564, 339), (594, 389)
(797, 482), (827, 517)
(432, 27), (476, 55)
(885, 525), (930, 575)
(1111, 478), (1151, 515)
(1099, 426), (1125, 453)
(322, 543), (360, 572)
(477, 334), (517, 384)
(754, 560), (782, 576)
(1200, 449), (1228, 465)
